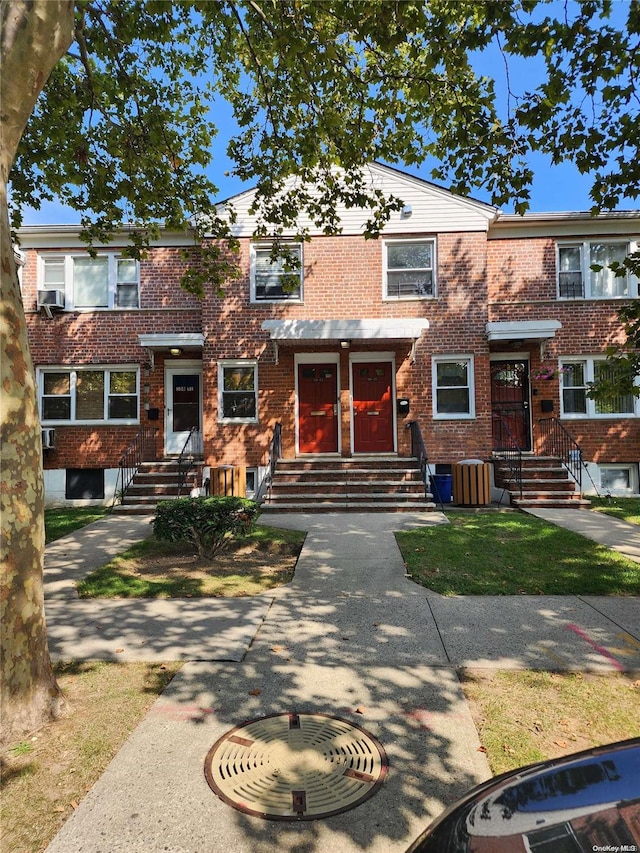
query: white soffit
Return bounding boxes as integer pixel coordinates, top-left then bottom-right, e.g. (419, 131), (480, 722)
(262, 319), (429, 342)
(138, 333), (205, 349)
(485, 320), (562, 341)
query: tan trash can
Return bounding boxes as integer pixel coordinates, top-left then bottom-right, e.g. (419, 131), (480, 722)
(210, 466), (247, 497)
(454, 460), (491, 506)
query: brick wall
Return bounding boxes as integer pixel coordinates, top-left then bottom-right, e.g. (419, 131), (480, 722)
(23, 229), (636, 475)
(487, 236), (638, 461)
(199, 231), (494, 467)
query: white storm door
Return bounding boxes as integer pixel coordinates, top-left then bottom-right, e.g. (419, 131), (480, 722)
(165, 363), (202, 454)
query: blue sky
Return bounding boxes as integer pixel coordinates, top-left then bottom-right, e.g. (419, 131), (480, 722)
(20, 2), (636, 226)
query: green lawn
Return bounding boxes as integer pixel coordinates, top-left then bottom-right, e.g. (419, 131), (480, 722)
(589, 496), (640, 526)
(44, 507), (109, 543)
(462, 670), (640, 776)
(396, 511), (640, 596)
(76, 525), (306, 598)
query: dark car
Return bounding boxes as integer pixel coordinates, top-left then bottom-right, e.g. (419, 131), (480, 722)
(407, 738), (640, 853)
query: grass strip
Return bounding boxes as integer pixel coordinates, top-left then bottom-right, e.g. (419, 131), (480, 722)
(589, 496), (640, 526)
(396, 511), (640, 595)
(461, 669), (640, 775)
(1, 661), (181, 853)
(44, 507), (109, 544)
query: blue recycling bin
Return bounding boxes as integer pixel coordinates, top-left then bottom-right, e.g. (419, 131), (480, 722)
(430, 474), (452, 504)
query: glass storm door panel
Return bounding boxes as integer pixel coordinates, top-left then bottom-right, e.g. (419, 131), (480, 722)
(297, 364), (339, 454)
(352, 362), (394, 453)
(490, 360), (531, 451)
(165, 368), (201, 454)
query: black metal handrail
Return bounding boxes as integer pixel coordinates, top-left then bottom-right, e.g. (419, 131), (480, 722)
(262, 422), (282, 501)
(113, 426), (158, 506)
(405, 420), (429, 499)
(535, 417), (583, 492)
(177, 427), (204, 497)
(492, 414), (523, 498)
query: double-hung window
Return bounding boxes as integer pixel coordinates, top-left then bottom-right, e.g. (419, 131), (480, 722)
(557, 241), (638, 299)
(39, 367), (139, 423)
(384, 239), (436, 299)
(560, 358), (638, 417)
(432, 356), (475, 418)
(218, 361), (258, 422)
(251, 244), (302, 302)
(40, 254), (140, 309)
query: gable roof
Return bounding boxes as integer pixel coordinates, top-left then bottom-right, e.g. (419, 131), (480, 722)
(217, 162), (499, 238)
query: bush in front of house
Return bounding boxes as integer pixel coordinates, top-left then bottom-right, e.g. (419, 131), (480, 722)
(153, 496), (259, 558)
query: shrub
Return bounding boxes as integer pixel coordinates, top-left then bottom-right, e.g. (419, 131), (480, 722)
(153, 497), (258, 558)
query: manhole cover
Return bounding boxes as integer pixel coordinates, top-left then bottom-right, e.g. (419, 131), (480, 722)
(204, 712), (388, 821)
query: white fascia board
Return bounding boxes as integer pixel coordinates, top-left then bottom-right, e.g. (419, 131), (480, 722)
(485, 320), (562, 341)
(17, 225), (196, 250)
(489, 211), (640, 240)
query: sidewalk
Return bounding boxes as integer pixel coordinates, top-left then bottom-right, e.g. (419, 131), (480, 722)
(524, 505), (640, 564)
(43, 508), (640, 853)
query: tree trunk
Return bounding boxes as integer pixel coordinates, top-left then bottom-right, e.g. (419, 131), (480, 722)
(1, 0), (75, 749)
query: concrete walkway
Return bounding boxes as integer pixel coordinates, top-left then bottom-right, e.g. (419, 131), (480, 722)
(525, 505), (640, 564)
(43, 508), (640, 853)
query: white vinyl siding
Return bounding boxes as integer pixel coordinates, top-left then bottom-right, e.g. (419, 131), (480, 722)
(225, 163), (496, 238)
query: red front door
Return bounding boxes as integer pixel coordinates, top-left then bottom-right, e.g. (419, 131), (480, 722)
(352, 361), (394, 453)
(297, 363), (339, 453)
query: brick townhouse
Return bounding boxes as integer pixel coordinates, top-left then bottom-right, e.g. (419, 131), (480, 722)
(18, 163), (639, 509)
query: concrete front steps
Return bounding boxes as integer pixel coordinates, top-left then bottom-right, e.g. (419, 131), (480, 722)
(261, 457), (435, 513)
(494, 455), (591, 510)
(113, 460), (205, 514)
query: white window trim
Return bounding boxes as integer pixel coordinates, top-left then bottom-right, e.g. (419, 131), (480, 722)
(383, 237), (437, 301)
(249, 243), (303, 303)
(556, 239), (639, 300)
(432, 355), (475, 420)
(39, 253), (140, 310)
(598, 463), (638, 495)
(38, 365), (140, 425)
(560, 356), (640, 418)
(218, 360), (259, 424)
(245, 468), (258, 499)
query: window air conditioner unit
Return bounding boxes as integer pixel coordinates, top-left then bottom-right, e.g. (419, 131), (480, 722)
(37, 289), (65, 310)
(41, 428), (56, 449)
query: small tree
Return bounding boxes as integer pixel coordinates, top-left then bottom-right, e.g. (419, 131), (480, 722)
(153, 497), (258, 559)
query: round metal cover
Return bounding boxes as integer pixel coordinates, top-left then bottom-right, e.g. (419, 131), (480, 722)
(204, 712), (388, 821)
